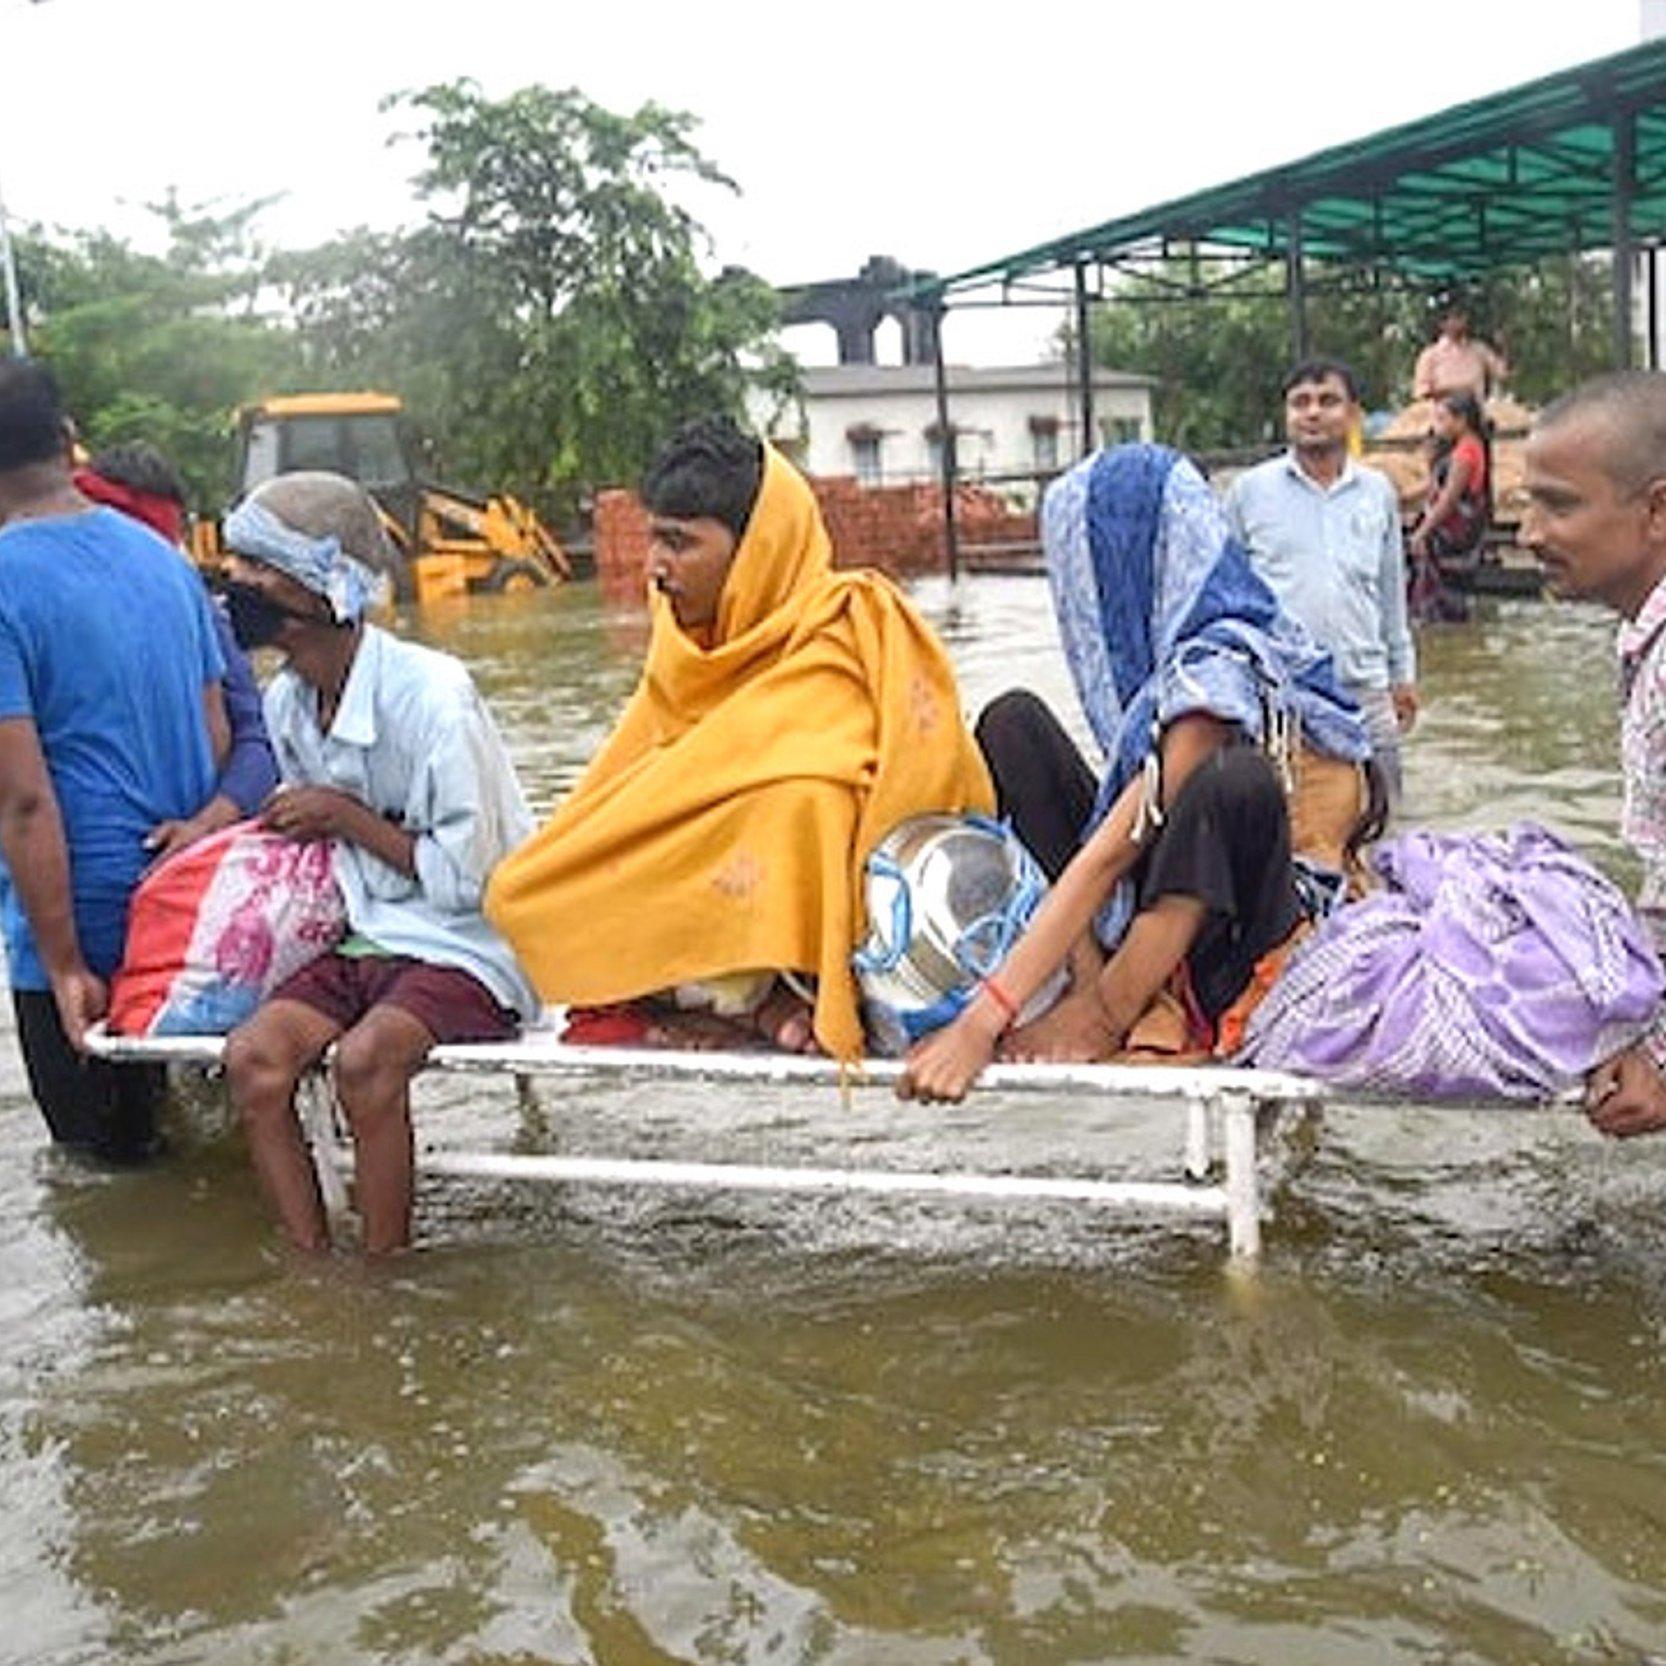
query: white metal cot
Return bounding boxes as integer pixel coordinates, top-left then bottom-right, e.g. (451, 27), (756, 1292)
(88, 1021), (1334, 1261)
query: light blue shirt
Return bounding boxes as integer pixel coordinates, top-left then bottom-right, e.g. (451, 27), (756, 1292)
(264, 625), (538, 1019)
(1224, 452), (1415, 693)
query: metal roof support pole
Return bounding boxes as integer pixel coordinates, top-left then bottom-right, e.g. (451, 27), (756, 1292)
(1648, 246), (1661, 370)
(1074, 259), (1096, 457)
(1286, 211), (1309, 363)
(1614, 108), (1637, 370)
(930, 303), (960, 584)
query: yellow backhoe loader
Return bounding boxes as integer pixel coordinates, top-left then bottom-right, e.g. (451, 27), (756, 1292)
(193, 392), (570, 603)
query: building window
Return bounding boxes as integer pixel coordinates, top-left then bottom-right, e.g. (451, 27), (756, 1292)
(1029, 417), (1061, 472)
(847, 424), (883, 484)
(924, 421), (958, 480)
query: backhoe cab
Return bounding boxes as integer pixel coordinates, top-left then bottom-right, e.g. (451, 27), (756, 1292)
(202, 392), (569, 603)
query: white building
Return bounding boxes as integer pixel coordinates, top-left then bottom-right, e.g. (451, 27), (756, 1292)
(752, 362), (1154, 486)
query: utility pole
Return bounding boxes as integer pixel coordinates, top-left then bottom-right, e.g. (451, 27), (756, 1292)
(0, 0), (53, 357)
(0, 173), (26, 358)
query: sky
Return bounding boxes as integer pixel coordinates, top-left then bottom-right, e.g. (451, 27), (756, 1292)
(0, 0), (1649, 364)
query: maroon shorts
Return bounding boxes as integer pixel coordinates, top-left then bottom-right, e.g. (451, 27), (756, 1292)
(270, 952), (518, 1045)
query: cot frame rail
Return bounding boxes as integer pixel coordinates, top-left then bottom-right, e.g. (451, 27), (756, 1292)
(88, 1028), (1327, 1261)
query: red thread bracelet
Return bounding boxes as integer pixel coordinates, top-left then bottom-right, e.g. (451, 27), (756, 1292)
(980, 974), (1020, 1030)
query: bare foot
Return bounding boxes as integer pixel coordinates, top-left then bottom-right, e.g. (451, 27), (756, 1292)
(640, 1007), (756, 1052)
(999, 988), (1119, 1063)
(751, 984), (820, 1054)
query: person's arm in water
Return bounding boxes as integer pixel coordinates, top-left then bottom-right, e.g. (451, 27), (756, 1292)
(0, 718), (104, 1048)
(896, 712), (1232, 1103)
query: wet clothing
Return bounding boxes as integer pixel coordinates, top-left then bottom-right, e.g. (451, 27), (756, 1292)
(0, 508), (223, 990)
(264, 624), (537, 1020)
(13, 988), (166, 1163)
(485, 446), (992, 1062)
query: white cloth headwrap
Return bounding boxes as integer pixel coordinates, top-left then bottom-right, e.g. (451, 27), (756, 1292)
(223, 498), (386, 624)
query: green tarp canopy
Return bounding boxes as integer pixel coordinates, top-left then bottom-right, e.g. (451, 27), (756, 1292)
(916, 35), (1666, 306)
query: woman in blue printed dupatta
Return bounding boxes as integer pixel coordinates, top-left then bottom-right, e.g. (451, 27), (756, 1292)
(897, 444), (1373, 1104)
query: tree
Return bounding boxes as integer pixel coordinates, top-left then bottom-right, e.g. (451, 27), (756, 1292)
(15, 196), (303, 505)
(281, 82), (796, 517)
(1088, 251), (1621, 449)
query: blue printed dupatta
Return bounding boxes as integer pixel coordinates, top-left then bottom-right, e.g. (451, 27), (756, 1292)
(1042, 444), (1370, 947)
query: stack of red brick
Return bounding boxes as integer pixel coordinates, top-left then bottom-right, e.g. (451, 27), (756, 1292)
(595, 475), (1037, 603)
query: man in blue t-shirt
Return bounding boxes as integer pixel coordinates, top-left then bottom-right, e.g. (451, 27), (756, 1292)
(0, 361), (228, 1161)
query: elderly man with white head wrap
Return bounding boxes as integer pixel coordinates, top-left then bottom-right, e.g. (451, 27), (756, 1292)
(219, 472), (537, 1256)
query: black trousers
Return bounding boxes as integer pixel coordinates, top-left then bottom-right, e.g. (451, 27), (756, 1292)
(975, 690), (1301, 1019)
(13, 989), (166, 1162)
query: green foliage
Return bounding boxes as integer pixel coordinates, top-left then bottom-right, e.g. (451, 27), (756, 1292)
(280, 81), (796, 517)
(6, 83), (793, 520)
(1089, 253), (1622, 449)
(13, 196), (303, 506)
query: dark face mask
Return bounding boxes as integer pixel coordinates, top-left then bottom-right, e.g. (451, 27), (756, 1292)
(218, 579), (322, 651)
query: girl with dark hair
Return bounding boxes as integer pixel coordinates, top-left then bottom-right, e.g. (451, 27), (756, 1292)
(1407, 391), (1489, 622)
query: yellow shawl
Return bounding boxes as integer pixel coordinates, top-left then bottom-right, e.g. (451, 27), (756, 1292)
(484, 446), (993, 1059)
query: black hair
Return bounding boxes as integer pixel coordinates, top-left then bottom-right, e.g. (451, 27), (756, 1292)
(0, 359), (66, 473)
(88, 441), (187, 504)
(641, 415), (764, 542)
(1438, 389), (1485, 435)
(1538, 371), (1666, 497)
(1280, 357), (1360, 402)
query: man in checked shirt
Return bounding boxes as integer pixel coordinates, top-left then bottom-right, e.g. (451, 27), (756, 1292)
(1524, 371), (1666, 1136)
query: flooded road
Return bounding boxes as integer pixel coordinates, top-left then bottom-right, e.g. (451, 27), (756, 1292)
(4, 579), (1666, 1664)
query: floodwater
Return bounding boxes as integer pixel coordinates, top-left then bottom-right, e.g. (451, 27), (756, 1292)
(5, 578), (1666, 1666)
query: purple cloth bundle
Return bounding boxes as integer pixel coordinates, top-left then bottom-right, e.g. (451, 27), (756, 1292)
(1239, 824), (1664, 1099)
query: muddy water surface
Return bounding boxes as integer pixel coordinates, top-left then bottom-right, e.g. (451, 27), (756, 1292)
(3, 581), (1665, 1665)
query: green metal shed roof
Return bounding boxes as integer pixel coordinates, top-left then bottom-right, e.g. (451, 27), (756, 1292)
(921, 36), (1666, 301)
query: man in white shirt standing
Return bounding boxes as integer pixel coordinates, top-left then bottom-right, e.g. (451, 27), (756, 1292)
(1225, 358), (1418, 801)
(1413, 302), (1509, 404)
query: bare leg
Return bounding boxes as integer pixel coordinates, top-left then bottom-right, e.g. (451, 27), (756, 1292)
(751, 981), (819, 1054)
(1003, 897), (1208, 1063)
(331, 1006), (438, 1256)
(1096, 895), (1209, 1043)
(1001, 931), (1112, 1062)
(640, 1006), (757, 1051)
(225, 1000), (344, 1253)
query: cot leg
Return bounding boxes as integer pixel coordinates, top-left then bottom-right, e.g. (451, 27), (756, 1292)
(514, 1072), (547, 1141)
(1220, 1092), (1262, 1262)
(1184, 1096), (1212, 1181)
(298, 1073), (352, 1222)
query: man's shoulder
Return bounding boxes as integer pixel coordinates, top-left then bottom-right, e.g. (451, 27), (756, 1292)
(1227, 454), (1296, 513)
(0, 510), (202, 615)
(374, 628), (469, 685)
(1349, 460), (1398, 500)
(369, 630), (478, 718)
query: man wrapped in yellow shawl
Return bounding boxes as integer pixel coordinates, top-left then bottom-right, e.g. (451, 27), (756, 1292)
(484, 418), (993, 1061)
